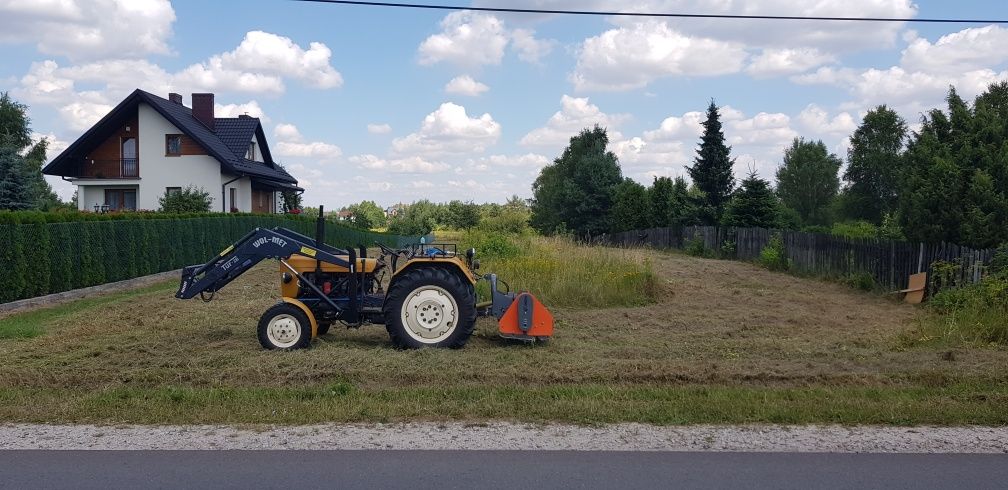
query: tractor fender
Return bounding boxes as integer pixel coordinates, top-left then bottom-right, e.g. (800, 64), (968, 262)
(392, 258), (477, 285)
(281, 297), (319, 338)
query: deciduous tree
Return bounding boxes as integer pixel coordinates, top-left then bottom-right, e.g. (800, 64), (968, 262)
(530, 125), (622, 236)
(844, 105), (907, 223)
(776, 137), (841, 226)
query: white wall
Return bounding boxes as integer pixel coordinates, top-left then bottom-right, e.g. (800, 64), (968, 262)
(219, 174), (252, 213)
(137, 103), (225, 211)
(78, 185), (104, 211)
(249, 132), (263, 162)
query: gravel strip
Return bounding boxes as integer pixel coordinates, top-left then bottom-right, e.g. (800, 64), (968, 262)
(2, 423), (1006, 452)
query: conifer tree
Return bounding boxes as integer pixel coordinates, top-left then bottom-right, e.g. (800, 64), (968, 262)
(687, 101), (735, 223)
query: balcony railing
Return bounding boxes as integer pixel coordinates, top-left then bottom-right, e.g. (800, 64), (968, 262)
(75, 158), (139, 179)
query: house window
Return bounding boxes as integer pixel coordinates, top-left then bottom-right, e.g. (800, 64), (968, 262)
(229, 187), (237, 212)
(166, 187), (181, 196)
(246, 142), (256, 161)
(105, 189), (137, 211)
(166, 134), (182, 156)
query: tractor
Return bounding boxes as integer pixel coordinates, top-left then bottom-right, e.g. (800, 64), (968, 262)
(175, 208), (553, 350)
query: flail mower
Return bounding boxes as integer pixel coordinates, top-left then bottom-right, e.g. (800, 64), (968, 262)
(175, 208), (553, 350)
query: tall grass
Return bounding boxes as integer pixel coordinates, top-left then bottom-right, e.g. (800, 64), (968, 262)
(465, 233), (661, 309)
(914, 272), (1008, 345)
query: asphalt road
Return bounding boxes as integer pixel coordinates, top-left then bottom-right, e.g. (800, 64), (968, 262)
(1, 451), (1005, 489)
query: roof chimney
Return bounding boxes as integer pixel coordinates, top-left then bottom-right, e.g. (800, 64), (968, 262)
(191, 93), (215, 131)
(168, 92), (183, 105)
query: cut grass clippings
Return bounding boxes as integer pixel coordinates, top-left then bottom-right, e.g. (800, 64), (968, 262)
(1, 240), (1006, 426)
(0, 281), (177, 339)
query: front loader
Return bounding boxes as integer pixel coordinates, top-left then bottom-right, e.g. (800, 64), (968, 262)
(175, 208), (553, 350)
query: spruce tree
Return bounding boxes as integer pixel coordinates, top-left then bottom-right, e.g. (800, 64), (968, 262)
(687, 101), (736, 223)
(0, 147), (32, 210)
(722, 171), (781, 229)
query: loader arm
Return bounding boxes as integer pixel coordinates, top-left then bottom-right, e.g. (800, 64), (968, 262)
(175, 226), (353, 302)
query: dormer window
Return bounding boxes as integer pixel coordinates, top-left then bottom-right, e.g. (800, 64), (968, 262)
(246, 142), (256, 161)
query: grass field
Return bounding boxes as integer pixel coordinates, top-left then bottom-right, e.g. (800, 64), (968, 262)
(1, 241), (1006, 426)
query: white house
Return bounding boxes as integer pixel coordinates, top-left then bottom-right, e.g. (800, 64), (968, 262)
(44, 89), (301, 213)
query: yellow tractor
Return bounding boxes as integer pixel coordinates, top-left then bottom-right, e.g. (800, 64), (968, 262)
(175, 209), (553, 350)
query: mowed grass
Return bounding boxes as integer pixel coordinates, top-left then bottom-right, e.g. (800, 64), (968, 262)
(0, 242), (1006, 426)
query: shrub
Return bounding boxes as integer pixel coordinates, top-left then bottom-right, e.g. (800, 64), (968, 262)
(719, 239), (737, 259)
(463, 230), (521, 260)
(843, 272), (877, 292)
(759, 233), (788, 271)
(685, 233), (706, 257)
(831, 220), (877, 239)
(158, 185), (211, 213)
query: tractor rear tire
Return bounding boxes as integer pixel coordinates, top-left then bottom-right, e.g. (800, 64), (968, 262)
(257, 303), (313, 350)
(383, 267), (476, 349)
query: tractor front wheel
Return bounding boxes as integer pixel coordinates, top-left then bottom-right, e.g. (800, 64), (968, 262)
(383, 267), (475, 349)
(257, 303), (313, 350)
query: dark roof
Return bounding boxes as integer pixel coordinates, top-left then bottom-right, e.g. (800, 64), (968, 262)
(43, 89), (297, 184)
(215, 117), (259, 158)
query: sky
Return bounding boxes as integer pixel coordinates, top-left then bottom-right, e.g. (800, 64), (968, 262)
(1, 0), (1007, 209)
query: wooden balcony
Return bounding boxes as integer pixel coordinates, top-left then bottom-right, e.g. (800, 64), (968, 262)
(76, 158), (139, 179)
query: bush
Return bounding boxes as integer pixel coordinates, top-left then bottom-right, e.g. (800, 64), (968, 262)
(158, 185), (212, 213)
(462, 230), (521, 260)
(831, 221), (878, 239)
(719, 239), (737, 259)
(843, 272), (877, 291)
(759, 233), (788, 271)
(685, 233), (706, 257)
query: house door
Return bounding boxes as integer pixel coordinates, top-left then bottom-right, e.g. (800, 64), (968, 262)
(121, 137), (137, 177)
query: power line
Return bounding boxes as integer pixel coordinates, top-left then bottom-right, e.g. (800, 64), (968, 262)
(292, 0), (1008, 24)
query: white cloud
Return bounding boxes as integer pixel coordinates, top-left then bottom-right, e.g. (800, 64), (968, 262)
(175, 31), (342, 93)
(0, 0), (175, 61)
(571, 21), (748, 91)
(215, 101), (268, 122)
(511, 28), (554, 63)
(796, 104), (857, 136)
(367, 123), (392, 134)
(351, 154), (450, 173)
(392, 102), (501, 156)
(464, 153), (550, 172)
(746, 48), (835, 78)
(901, 26), (1008, 75)
(272, 123), (342, 161)
(520, 95), (629, 148)
(444, 75), (489, 96)
(418, 11), (554, 67)
(418, 11), (509, 67)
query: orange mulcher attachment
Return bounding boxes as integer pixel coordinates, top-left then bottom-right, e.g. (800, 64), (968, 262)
(481, 274), (554, 342)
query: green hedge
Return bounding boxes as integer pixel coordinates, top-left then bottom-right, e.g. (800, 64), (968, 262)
(0, 211), (417, 303)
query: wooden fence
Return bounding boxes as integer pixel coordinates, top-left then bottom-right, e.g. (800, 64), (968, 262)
(602, 226), (997, 294)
